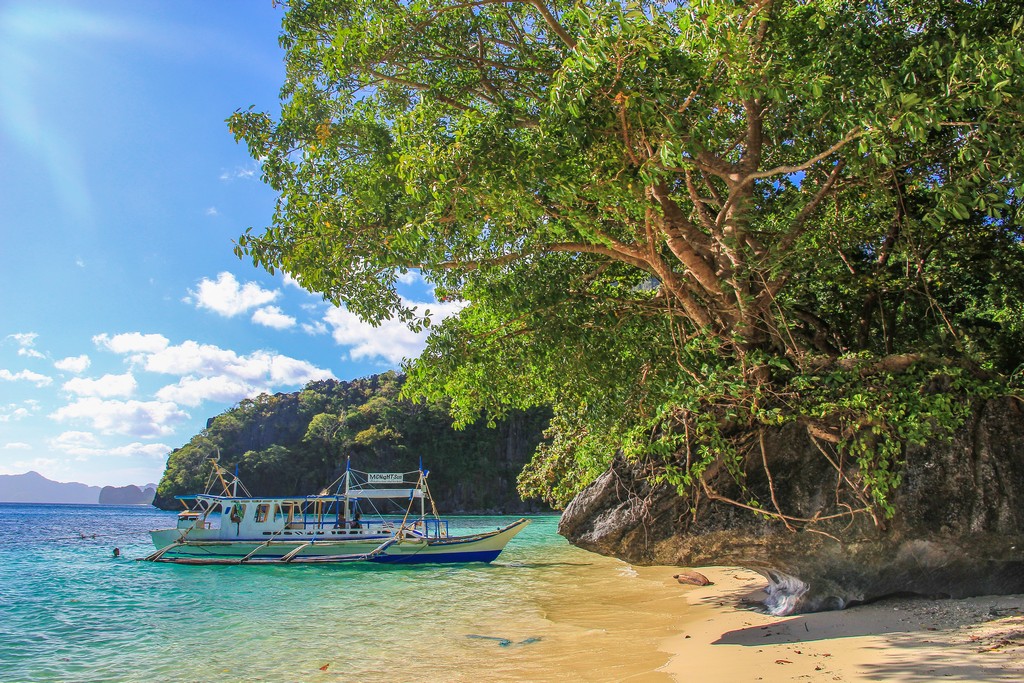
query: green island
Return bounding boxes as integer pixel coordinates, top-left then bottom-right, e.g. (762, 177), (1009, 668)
(155, 371), (549, 513)
(161, 0), (1022, 615)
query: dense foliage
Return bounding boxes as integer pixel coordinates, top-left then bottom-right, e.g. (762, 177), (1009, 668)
(229, 1), (1024, 524)
(155, 372), (549, 512)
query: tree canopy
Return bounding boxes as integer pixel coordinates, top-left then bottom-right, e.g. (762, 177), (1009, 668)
(230, 1), (1024, 519)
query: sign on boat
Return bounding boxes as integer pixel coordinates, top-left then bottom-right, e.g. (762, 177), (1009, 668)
(144, 460), (529, 565)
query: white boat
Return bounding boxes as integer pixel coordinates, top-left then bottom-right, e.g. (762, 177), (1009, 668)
(144, 461), (529, 565)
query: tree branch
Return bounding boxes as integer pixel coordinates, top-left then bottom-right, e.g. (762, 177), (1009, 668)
(528, 0), (576, 49)
(740, 127), (863, 186)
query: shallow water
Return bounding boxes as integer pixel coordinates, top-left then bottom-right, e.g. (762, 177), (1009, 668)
(0, 504), (688, 682)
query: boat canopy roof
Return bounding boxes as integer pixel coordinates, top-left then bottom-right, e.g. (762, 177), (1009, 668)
(176, 464), (431, 505)
(177, 489), (425, 504)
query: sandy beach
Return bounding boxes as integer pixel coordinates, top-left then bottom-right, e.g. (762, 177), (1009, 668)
(657, 567), (1024, 682)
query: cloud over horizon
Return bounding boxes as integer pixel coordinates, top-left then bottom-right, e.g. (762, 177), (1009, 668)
(50, 431), (171, 459)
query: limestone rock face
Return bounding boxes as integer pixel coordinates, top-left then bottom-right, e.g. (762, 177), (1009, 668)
(558, 397), (1024, 615)
(99, 484), (155, 505)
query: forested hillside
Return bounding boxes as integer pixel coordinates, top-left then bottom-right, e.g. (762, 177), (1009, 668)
(154, 371), (549, 513)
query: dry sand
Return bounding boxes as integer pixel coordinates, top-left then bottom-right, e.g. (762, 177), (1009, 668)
(657, 567), (1024, 682)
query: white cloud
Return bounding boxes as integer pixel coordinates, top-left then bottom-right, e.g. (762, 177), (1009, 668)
(8, 332), (38, 347)
(49, 398), (188, 438)
(252, 306), (296, 330)
(323, 299), (466, 365)
(3, 442), (31, 450)
(0, 406), (30, 422)
(50, 431), (102, 452)
(0, 368), (52, 387)
(55, 355), (91, 373)
(205, 206), (219, 216)
(302, 320), (328, 336)
(155, 357), (334, 406)
(156, 376), (258, 407)
(219, 166), (257, 181)
(141, 340), (239, 376)
(87, 333), (335, 410)
(396, 270), (421, 285)
(0, 458), (60, 476)
(7, 333), (44, 358)
(139, 340), (333, 385)
(88, 337), (335, 410)
(264, 353), (334, 385)
(191, 272), (279, 317)
(94, 332), (169, 354)
(106, 442), (171, 458)
(63, 372), (137, 398)
(49, 431), (170, 459)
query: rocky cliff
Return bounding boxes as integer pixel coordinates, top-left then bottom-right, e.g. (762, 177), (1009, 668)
(99, 484), (156, 505)
(559, 396), (1024, 615)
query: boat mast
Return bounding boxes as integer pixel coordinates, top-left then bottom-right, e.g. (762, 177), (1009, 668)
(210, 458), (231, 496)
(343, 456), (351, 523)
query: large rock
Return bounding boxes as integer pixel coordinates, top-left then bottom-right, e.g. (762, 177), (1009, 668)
(559, 397), (1024, 615)
(99, 484), (156, 505)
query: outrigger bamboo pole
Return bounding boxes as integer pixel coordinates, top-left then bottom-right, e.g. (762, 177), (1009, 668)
(239, 540), (273, 563)
(143, 540), (182, 562)
(280, 542), (313, 562)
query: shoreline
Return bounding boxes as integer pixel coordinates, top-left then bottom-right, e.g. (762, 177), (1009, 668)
(656, 567), (1024, 682)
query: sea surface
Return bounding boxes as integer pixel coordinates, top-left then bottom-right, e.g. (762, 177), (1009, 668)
(0, 504), (691, 682)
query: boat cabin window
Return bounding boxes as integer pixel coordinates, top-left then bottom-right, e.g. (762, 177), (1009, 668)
(281, 502), (305, 528)
(255, 503), (271, 523)
(223, 503), (247, 521)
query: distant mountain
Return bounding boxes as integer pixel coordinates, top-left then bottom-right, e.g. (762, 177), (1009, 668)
(0, 471), (101, 503)
(0, 472), (157, 505)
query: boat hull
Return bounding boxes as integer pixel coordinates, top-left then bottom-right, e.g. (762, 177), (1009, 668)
(147, 519), (530, 565)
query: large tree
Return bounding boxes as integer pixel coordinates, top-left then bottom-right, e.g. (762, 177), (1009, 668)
(231, 1), (1024, 521)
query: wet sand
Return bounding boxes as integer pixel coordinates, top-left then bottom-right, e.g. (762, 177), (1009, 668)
(658, 567), (1024, 682)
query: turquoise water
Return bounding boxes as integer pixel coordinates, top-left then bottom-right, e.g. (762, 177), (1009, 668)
(0, 504), (688, 682)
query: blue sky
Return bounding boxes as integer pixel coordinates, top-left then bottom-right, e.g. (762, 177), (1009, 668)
(0, 2), (455, 487)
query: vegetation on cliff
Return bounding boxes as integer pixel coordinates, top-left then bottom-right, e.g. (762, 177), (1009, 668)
(227, 1), (1024, 529)
(155, 372), (549, 512)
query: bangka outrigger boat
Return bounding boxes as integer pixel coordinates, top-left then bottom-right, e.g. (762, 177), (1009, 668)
(144, 460), (529, 565)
